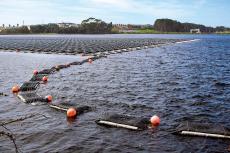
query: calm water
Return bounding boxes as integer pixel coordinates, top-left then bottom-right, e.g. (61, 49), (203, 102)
(0, 34), (230, 153)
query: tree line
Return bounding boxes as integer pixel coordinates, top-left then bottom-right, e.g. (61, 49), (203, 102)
(153, 19), (230, 33)
(0, 26), (30, 34)
(1, 18), (229, 34)
(0, 18), (113, 34)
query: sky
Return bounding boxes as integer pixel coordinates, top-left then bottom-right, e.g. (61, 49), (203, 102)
(0, 0), (229, 27)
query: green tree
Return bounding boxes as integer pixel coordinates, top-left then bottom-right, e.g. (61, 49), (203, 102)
(154, 18), (215, 33)
(81, 17), (112, 34)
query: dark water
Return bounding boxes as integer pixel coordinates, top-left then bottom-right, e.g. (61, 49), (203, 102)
(0, 34), (230, 153)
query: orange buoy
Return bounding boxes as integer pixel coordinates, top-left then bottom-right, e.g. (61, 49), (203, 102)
(67, 107), (77, 118)
(88, 58), (93, 64)
(11, 85), (20, 93)
(45, 95), (52, 103)
(33, 70), (38, 75)
(150, 115), (160, 126)
(42, 76), (48, 82)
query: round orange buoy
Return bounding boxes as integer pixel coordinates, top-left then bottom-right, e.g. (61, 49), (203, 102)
(33, 70), (38, 75)
(42, 76), (48, 82)
(88, 58), (93, 64)
(45, 95), (52, 103)
(11, 85), (20, 93)
(67, 107), (77, 118)
(150, 115), (160, 126)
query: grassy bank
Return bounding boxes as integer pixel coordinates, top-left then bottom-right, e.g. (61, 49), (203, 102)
(120, 29), (191, 34)
(120, 29), (230, 35)
(216, 31), (230, 34)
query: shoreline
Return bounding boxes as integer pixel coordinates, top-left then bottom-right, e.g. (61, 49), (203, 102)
(0, 33), (230, 35)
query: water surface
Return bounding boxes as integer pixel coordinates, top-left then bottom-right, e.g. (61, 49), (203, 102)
(0, 34), (230, 153)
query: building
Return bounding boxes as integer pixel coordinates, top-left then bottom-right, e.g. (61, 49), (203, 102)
(113, 24), (153, 30)
(27, 25), (31, 31)
(57, 22), (80, 28)
(190, 29), (201, 33)
(113, 24), (129, 29)
(0, 24), (8, 32)
(141, 24), (154, 29)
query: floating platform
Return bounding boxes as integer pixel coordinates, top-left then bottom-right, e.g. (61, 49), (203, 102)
(20, 81), (40, 91)
(17, 92), (46, 103)
(96, 114), (150, 131)
(30, 74), (48, 82)
(0, 37), (188, 55)
(174, 121), (230, 139)
(37, 68), (55, 74)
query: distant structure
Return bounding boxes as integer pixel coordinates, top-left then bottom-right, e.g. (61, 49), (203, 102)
(57, 22), (80, 28)
(132, 24), (153, 29)
(113, 24), (129, 30)
(0, 25), (4, 32)
(190, 29), (201, 33)
(0, 24), (12, 32)
(113, 24), (153, 32)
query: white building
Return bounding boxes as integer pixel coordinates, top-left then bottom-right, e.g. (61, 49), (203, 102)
(57, 22), (80, 28)
(190, 29), (201, 33)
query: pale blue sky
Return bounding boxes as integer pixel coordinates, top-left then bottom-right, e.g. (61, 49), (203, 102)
(0, 0), (229, 27)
